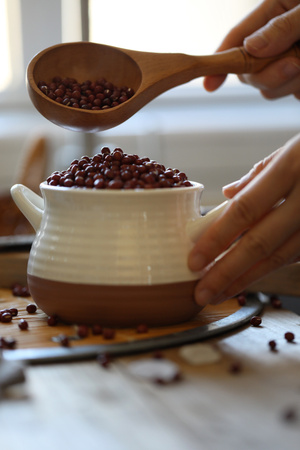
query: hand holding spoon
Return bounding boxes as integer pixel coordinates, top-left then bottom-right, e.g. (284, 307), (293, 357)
(27, 41), (300, 132)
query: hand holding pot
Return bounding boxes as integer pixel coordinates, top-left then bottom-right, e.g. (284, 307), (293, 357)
(188, 133), (300, 306)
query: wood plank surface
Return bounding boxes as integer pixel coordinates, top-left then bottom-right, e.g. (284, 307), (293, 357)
(0, 302), (299, 450)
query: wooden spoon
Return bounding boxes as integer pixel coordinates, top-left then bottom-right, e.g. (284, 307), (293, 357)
(27, 41), (300, 133)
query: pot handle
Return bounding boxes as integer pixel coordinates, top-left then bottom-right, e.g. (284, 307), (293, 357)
(10, 184), (44, 232)
(187, 200), (228, 243)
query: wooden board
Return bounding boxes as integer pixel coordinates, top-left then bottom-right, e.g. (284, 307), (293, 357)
(1, 302), (299, 450)
(0, 287), (262, 363)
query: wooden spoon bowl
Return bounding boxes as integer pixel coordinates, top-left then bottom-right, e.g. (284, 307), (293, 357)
(27, 41), (300, 133)
(27, 42), (143, 132)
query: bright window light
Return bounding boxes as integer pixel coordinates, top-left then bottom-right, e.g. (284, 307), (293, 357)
(0, 0), (11, 92)
(89, 0), (259, 55)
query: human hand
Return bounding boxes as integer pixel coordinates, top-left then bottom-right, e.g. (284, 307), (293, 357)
(204, 0), (300, 99)
(188, 133), (300, 306)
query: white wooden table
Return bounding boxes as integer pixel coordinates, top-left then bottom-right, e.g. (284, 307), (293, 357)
(1, 300), (299, 450)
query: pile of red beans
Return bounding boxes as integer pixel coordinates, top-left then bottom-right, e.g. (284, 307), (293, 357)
(37, 76), (134, 110)
(46, 147), (192, 190)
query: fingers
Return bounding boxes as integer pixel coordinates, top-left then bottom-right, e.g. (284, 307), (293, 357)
(244, 4), (300, 57)
(237, 4), (300, 97)
(238, 57), (300, 99)
(193, 182), (300, 306)
(202, 0), (282, 92)
(189, 145), (293, 274)
(202, 7), (258, 92)
(203, 2), (300, 93)
(188, 133), (300, 306)
(262, 77), (300, 100)
(218, 228), (300, 303)
(203, 74), (227, 92)
(222, 151), (279, 199)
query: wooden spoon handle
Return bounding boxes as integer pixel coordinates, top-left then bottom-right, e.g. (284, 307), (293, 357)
(130, 42), (300, 95)
(201, 42), (300, 75)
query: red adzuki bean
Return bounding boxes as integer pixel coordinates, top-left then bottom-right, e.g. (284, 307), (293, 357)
(0, 310), (12, 323)
(12, 283), (30, 297)
(46, 147), (192, 190)
(97, 352), (112, 368)
(76, 325), (89, 338)
(270, 296), (282, 309)
(102, 328), (115, 340)
(250, 316), (262, 327)
(9, 308), (18, 317)
(47, 315), (59, 326)
(92, 324), (102, 335)
(26, 303), (37, 314)
(284, 332), (295, 342)
(136, 324), (148, 334)
(0, 336), (17, 349)
(58, 334), (70, 347)
(18, 319), (29, 330)
(237, 294), (246, 306)
(38, 77), (134, 111)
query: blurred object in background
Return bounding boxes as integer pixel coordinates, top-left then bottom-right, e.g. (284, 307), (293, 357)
(14, 135), (47, 193)
(0, 135), (47, 236)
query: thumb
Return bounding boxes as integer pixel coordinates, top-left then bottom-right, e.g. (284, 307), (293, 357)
(244, 5), (300, 57)
(222, 150), (280, 198)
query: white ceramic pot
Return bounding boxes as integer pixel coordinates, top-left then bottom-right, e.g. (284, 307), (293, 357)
(10, 182), (227, 326)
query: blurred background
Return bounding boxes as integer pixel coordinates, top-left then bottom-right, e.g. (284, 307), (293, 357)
(0, 0), (299, 236)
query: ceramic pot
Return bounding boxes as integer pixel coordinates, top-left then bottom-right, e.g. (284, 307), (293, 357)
(10, 182), (227, 326)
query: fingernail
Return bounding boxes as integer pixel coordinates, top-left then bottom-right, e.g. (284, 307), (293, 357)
(244, 33), (268, 51)
(222, 180), (239, 191)
(189, 253), (206, 271)
(195, 288), (214, 306)
(282, 60), (300, 78)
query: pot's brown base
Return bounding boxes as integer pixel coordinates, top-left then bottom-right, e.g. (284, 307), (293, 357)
(27, 275), (201, 327)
